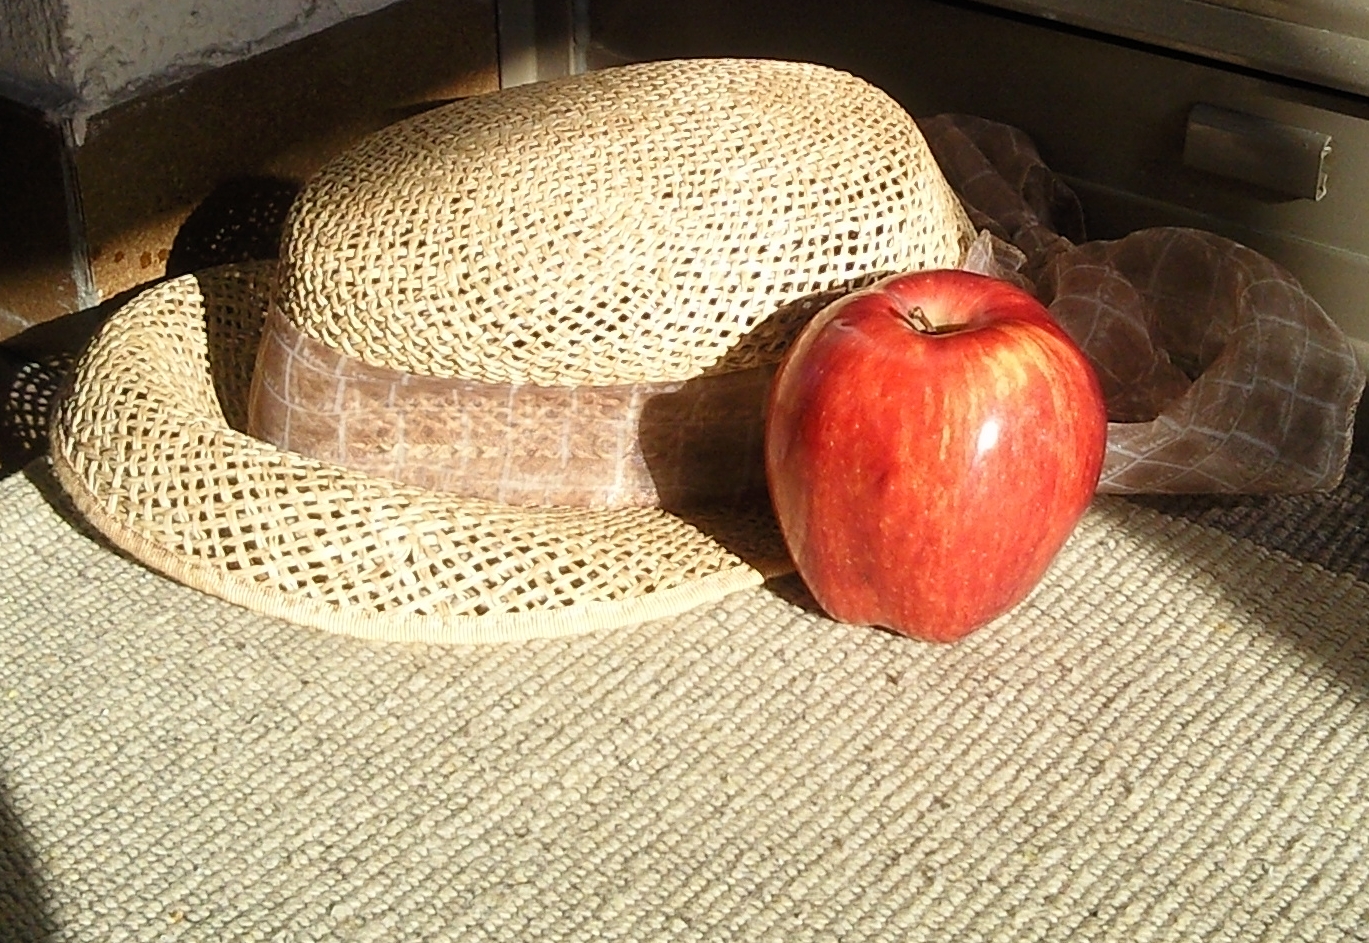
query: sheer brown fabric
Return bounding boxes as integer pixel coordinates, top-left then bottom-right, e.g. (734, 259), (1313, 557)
(922, 113), (1364, 493)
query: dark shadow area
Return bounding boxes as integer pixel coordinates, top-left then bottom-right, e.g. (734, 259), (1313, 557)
(0, 770), (56, 942)
(0, 348), (73, 478)
(0, 98), (79, 333)
(637, 366), (773, 514)
(763, 570), (823, 616)
(377, 97), (462, 126)
(0, 300), (116, 479)
(165, 175), (299, 278)
(636, 278), (893, 572)
(1128, 449), (1369, 583)
(1, 173), (296, 479)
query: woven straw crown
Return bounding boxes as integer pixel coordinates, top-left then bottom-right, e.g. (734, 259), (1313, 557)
(50, 58), (974, 643)
(275, 57), (972, 384)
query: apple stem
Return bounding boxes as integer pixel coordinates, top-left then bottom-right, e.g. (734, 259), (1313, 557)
(906, 305), (965, 336)
(907, 306), (946, 335)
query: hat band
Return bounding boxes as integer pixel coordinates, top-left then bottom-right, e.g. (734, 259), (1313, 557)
(247, 308), (774, 510)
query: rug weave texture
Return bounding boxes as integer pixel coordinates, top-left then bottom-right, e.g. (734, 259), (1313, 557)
(2, 459), (1368, 941)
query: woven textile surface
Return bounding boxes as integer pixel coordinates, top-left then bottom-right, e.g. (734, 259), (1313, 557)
(3, 457), (1369, 941)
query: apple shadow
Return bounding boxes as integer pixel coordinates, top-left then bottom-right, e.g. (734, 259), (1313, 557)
(636, 365), (774, 513)
(636, 275), (895, 574)
(763, 570), (828, 616)
(635, 364), (790, 578)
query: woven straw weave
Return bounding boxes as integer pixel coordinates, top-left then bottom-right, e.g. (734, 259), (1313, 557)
(47, 57), (981, 642)
(273, 57), (974, 386)
(48, 263), (787, 643)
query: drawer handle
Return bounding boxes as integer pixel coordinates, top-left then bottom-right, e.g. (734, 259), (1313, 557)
(1183, 103), (1331, 201)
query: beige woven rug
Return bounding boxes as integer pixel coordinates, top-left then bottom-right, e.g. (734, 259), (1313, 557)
(2, 457), (1368, 942)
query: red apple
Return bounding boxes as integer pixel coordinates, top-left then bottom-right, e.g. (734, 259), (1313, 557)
(765, 269), (1107, 642)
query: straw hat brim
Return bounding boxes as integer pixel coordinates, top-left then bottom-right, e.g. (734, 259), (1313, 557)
(49, 261), (793, 644)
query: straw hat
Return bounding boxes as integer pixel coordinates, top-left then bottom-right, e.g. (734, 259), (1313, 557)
(49, 57), (974, 643)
